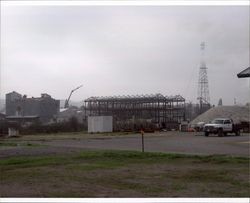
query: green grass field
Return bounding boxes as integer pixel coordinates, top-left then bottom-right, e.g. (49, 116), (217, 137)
(0, 150), (249, 197)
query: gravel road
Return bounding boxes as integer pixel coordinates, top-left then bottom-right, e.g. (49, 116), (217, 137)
(0, 132), (249, 158)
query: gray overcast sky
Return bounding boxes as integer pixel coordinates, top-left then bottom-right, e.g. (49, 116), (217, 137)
(0, 5), (249, 105)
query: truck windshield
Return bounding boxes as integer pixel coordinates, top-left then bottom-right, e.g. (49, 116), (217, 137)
(211, 119), (224, 124)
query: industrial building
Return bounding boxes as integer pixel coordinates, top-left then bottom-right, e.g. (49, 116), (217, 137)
(84, 93), (185, 131)
(6, 91), (60, 124)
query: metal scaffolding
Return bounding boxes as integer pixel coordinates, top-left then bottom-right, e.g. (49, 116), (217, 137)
(84, 93), (185, 130)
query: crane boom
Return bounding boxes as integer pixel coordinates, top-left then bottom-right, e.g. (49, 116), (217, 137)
(64, 85), (83, 108)
(72, 85), (83, 92)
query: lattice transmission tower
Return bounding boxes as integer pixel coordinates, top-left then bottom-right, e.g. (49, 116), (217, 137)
(197, 42), (210, 113)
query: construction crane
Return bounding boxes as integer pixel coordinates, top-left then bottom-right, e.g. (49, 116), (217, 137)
(64, 85), (83, 108)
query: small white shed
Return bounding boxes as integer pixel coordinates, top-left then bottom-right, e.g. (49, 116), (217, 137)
(88, 116), (113, 133)
(8, 128), (19, 137)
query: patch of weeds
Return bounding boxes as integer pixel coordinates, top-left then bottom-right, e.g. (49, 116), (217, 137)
(75, 151), (249, 170)
(0, 142), (19, 147)
(0, 156), (69, 169)
(2, 150), (248, 170)
(0, 142), (43, 147)
(67, 161), (125, 171)
(98, 178), (165, 194)
(208, 185), (250, 197)
(0, 166), (70, 185)
(76, 150), (192, 162)
(25, 143), (44, 147)
(184, 169), (232, 183)
(0, 150), (249, 197)
(159, 169), (235, 184)
(170, 183), (187, 191)
(193, 155), (249, 164)
(208, 189), (228, 196)
(231, 181), (250, 188)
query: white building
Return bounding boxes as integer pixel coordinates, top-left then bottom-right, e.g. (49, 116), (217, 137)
(88, 116), (113, 133)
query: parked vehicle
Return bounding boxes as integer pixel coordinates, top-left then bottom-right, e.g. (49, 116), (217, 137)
(194, 121), (205, 132)
(203, 118), (241, 137)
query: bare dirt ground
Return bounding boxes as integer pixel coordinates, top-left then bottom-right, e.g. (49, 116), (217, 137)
(0, 131), (249, 158)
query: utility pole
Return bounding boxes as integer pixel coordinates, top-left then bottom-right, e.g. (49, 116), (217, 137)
(141, 128), (144, 152)
(197, 42), (210, 114)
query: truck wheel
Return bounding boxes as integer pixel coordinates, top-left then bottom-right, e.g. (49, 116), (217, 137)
(218, 129), (223, 137)
(223, 132), (227, 136)
(205, 132), (209, 137)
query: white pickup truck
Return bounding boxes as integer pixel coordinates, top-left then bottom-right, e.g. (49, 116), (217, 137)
(203, 118), (241, 137)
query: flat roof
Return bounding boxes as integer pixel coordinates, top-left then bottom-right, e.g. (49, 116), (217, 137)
(85, 93), (185, 102)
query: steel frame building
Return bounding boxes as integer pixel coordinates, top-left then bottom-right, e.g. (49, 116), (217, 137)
(84, 93), (185, 130)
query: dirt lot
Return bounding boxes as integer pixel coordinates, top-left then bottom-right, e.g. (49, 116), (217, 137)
(0, 132), (249, 197)
(0, 131), (249, 158)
